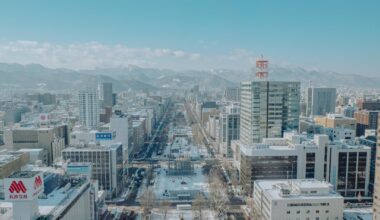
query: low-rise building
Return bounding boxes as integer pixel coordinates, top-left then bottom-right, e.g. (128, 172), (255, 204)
(253, 179), (344, 220)
(232, 134), (327, 193)
(0, 170), (96, 220)
(314, 114), (356, 131)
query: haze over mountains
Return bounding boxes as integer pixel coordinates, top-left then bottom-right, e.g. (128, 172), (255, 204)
(0, 62), (379, 91)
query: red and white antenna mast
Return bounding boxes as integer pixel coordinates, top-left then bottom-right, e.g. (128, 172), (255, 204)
(256, 55), (268, 79)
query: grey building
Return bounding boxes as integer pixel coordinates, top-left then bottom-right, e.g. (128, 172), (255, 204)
(102, 82), (113, 107)
(240, 81), (300, 144)
(62, 143), (124, 199)
(224, 87), (241, 102)
(306, 87), (337, 117)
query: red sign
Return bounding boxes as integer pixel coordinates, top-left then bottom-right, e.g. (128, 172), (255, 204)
(9, 180), (27, 193)
(34, 176), (42, 189)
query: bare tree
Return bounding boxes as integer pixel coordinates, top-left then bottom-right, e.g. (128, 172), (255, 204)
(140, 186), (156, 220)
(208, 168), (229, 219)
(192, 193), (206, 220)
(247, 197), (257, 220)
(160, 200), (171, 220)
(145, 167), (154, 186)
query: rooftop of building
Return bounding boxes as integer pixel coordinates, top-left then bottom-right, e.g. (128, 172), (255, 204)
(64, 142), (122, 151)
(343, 207), (372, 220)
(8, 170), (40, 178)
(0, 154), (22, 165)
(0, 171), (90, 220)
(17, 148), (44, 152)
(325, 113), (355, 120)
(330, 140), (371, 150)
(255, 179), (343, 201)
(238, 135), (320, 157)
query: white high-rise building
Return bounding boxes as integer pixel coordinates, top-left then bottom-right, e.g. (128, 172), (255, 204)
(79, 88), (100, 129)
(219, 103), (240, 157)
(110, 115), (129, 163)
(253, 179), (344, 220)
(240, 81), (300, 144)
(306, 87), (337, 117)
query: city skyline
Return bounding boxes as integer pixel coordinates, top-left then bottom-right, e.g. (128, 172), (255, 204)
(0, 1), (379, 75)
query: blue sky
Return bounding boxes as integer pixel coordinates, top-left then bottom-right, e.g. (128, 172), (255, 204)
(0, 0), (379, 74)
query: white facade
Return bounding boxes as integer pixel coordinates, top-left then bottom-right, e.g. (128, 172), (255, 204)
(240, 81), (300, 144)
(219, 103), (240, 157)
(324, 127), (355, 141)
(110, 115), (129, 163)
(70, 129), (115, 146)
(79, 88), (100, 129)
(253, 179), (344, 220)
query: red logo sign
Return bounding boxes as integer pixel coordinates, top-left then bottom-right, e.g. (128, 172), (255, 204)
(34, 176), (42, 189)
(9, 181), (27, 193)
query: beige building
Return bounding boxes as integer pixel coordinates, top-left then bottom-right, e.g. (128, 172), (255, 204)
(0, 152), (29, 179)
(11, 125), (68, 165)
(314, 114), (356, 131)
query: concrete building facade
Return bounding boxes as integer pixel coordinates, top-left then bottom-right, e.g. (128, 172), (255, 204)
(240, 81), (300, 144)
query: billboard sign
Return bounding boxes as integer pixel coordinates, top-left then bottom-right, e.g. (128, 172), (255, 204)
(95, 132), (113, 140)
(4, 172), (44, 201)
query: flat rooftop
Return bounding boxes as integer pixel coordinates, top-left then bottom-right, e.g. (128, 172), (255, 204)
(0, 175), (90, 220)
(255, 179), (343, 201)
(343, 207), (372, 220)
(8, 171), (40, 178)
(0, 155), (19, 165)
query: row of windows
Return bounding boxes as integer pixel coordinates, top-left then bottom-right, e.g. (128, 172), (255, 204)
(287, 202), (330, 207)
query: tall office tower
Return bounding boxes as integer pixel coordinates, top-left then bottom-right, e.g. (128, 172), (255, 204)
(373, 115), (380, 219)
(240, 81), (300, 144)
(219, 103), (240, 157)
(306, 87), (337, 117)
(102, 82), (113, 107)
(79, 88), (100, 129)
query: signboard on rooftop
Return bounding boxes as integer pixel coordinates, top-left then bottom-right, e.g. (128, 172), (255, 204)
(4, 172), (44, 201)
(95, 132), (113, 140)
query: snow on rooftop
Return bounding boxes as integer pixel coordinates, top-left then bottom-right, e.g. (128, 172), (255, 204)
(255, 179), (343, 201)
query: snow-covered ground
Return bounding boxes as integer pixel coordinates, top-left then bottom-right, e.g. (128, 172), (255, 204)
(150, 208), (216, 220)
(152, 166), (209, 201)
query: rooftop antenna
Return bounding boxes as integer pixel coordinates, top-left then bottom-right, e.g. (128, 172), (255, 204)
(256, 55), (269, 80)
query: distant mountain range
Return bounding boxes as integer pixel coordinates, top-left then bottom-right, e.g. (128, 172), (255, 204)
(0, 62), (379, 91)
